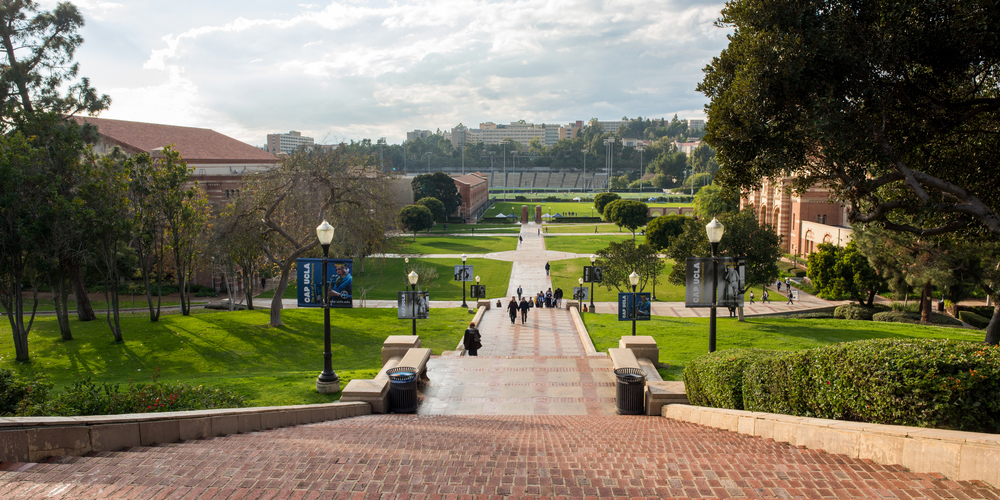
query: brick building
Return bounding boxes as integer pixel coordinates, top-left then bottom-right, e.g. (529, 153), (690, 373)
(741, 178), (852, 259)
(453, 173), (490, 222)
(72, 116), (278, 207)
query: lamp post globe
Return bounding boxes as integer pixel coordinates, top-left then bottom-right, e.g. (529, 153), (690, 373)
(315, 220), (339, 393)
(705, 217), (725, 353)
(629, 271), (640, 336)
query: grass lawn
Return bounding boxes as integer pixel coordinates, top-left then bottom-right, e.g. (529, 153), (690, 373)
(542, 224), (632, 234)
(21, 299), (190, 312)
(549, 258), (683, 302)
(425, 223), (520, 234)
(582, 314), (986, 380)
(483, 201), (692, 219)
(392, 235), (518, 254)
(543, 235), (647, 254)
(258, 257), (512, 302)
(0, 307), (474, 407)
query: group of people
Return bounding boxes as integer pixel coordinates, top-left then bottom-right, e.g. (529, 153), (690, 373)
(506, 286), (564, 324)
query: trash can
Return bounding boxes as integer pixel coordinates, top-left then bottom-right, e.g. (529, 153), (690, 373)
(938, 300), (945, 312)
(387, 366), (418, 414)
(614, 367), (646, 415)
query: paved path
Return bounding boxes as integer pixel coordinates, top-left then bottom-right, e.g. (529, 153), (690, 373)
(418, 223), (618, 416)
(2, 414), (996, 499)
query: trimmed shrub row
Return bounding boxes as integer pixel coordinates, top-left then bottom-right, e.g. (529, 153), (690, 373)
(873, 311), (964, 327)
(0, 370), (247, 417)
(684, 339), (1000, 433)
(959, 311), (991, 329)
(833, 303), (890, 320)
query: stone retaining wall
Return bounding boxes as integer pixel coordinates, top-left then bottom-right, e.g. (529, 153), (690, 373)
(0, 401), (370, 463)
(664, 404), (1000, 488)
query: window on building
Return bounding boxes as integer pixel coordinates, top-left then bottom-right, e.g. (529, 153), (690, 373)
(822, 214), (827, 224)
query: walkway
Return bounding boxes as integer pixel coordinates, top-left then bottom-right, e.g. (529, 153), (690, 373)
(418, 222), (618, 416)
(2, 414), (996, 498)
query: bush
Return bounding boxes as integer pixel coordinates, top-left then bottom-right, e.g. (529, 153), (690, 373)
(834, 303), (890, 320)
(874, 311), (964, 327)
(20, 376), (247, 416)
(689, 340), (1000, 433)
(0, 370), (51, 416)
(544, 196), (560, 202)
(683, 349), (783, 410)
(514, 195), (527, 201)
(959, 311), (991, 329)
(958, 305), (995, 320)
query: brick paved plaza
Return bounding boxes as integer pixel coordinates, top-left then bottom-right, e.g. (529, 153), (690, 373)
(0, 223), (997, 498)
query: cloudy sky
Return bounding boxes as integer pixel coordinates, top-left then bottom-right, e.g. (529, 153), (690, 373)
(51, 0), (730, 146)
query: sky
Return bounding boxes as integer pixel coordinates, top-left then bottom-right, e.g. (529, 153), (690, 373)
(50, 0), (731, 147)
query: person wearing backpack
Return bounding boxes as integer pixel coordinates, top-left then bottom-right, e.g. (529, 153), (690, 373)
(463, 322), (482, 356)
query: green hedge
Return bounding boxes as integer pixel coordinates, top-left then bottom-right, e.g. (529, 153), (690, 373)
(685, 339), (1000, 433)
(874, 311), (964, 327)
(959, 311), (991, 329)
(834, 303), (890, 320)
(683, 349), (783, 410)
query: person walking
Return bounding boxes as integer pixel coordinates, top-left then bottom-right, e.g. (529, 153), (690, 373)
(544, 262), (550, 275)
(786, 287), (794, 305)
(519, 297), (529, 324)
(762, 289), (769, 304)
(554, 287), (563, 308)
(545, 288), (553, 308)
(517, 285), (523, 300)
(463, 322), (481, 356)
(507, 296), (519, 324)
(749, 290), (754, 305)
(519, 235), (523, 245)
(777, 280), (782, 292)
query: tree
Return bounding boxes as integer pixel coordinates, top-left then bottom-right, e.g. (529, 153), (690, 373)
(216, 195), (267, 311)
(594, 240), (663, 293)
(593, 192), (621, 217)
(247, 148), (398, 327)
(0, 1), (110, 130)
(693, 184), (738, 219)
(416, 197), (446, 223)
(156, 147), (209, 317)
(398, 205), (433, 241)
(699, 0), (1000, 239)
(807, 242), (884, 306)
(609, 174), (629, 191)
(411, 172), (460, 218)
(646, 214), (687, 251)
(688, 144), (716, 174)
(667, 209), (782, 319)
(603, 200), (648, 240)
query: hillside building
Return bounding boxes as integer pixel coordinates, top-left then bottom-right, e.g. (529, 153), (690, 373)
(266, 130), (314, 155)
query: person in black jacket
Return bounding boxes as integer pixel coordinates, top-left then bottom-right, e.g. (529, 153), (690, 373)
(519, 297), (529, 323)
(554, 287), (563, 308)
(463, 322), (481, 356)
(507, 296), (518, 324)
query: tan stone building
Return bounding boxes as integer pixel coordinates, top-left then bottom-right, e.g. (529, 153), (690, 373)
(741, 178), (852, 259)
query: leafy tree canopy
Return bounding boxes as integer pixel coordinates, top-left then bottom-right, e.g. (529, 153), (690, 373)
(416, 196), (446, 223)
(603, 199), (648, 238)
(411, 172), (460, 217)
(693, 183), (739, 219)
(594, 240), (664, 293)
(645, 214), (688, 251)
(593, 192), (621, 216)
(699, 0), (1000, 239)
(398, 205), (433, 241)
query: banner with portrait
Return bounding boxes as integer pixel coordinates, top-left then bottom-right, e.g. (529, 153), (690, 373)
(397, 291), (429, 319)
(716, 258), (745, 308)
(453, 265), (474, 282)
(296, 258), (354, 308)
(572, 286), (589, 301)
(583, 266), (603, 283)
(470, 285), (486, 299)
(618, 292), (652, 321)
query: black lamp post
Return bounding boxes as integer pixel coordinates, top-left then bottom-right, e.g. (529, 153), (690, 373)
(461, 253), (468, 308)
(629, 271), (640, 336)
(408, 270), (419, 335)
(589, 254), (597, 311)
(706, 217), (725, 353)
(315, 220), (340, 393)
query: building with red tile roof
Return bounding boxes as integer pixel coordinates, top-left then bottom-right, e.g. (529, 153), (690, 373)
(72, 116), (278, 205)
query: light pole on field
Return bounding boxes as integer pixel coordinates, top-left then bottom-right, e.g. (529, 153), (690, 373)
(629, 271), (640, 336)
(706, 217), (725, 352)
(315, 220), (340, 393)
(408, 269), (419, 335)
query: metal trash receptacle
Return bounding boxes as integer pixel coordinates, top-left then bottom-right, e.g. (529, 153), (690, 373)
(387, 366), (418, 413)
(614, 367), (646, 415)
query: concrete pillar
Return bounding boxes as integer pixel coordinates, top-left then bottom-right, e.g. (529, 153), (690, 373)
(535, 205), (542, 224)
(521, 205), (529, 224)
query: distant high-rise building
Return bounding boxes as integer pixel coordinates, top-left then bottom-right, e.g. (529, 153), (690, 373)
(406, 130), (433, 142)
(688, 119), (706, 132)
(266, 131), (314, 155)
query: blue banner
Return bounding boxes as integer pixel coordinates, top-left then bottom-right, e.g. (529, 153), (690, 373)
(618, 293), (635, 321)
(296, 258), (354, 308)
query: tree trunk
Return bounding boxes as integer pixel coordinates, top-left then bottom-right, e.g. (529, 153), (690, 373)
(921, 281), (932, 323)
(71, 262), (96, 321)
(269, 263), (293, 327)
(243, 267), (254, 311)
(50, 274), (73, 341)
(104, 287), (123, 342)
(985, 302), (1000, 346)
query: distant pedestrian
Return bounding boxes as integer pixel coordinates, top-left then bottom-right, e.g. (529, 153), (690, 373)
(762, 289), (770, 304)
(463, 322), (481, 356)
(786, 289), (794, 305)
(749, 291), (754, 305)
(538, 228), (540, 235)
(517, 285), (523, 300)
(519, 297), (529, 323)
(595, 226), (598, 233)
(777, 280), (782, 292)
(545, 262), (550, 275)
(785, 278), (791, 289)
(728, 306), (737, 318)
(507, 296), (519, 324)
(260, 277), (266, 289)
(554, 287), (563, 308)
(519, 235), (523, 245)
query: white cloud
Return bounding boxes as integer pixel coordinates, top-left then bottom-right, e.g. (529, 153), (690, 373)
(80, 0), (728, 144)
